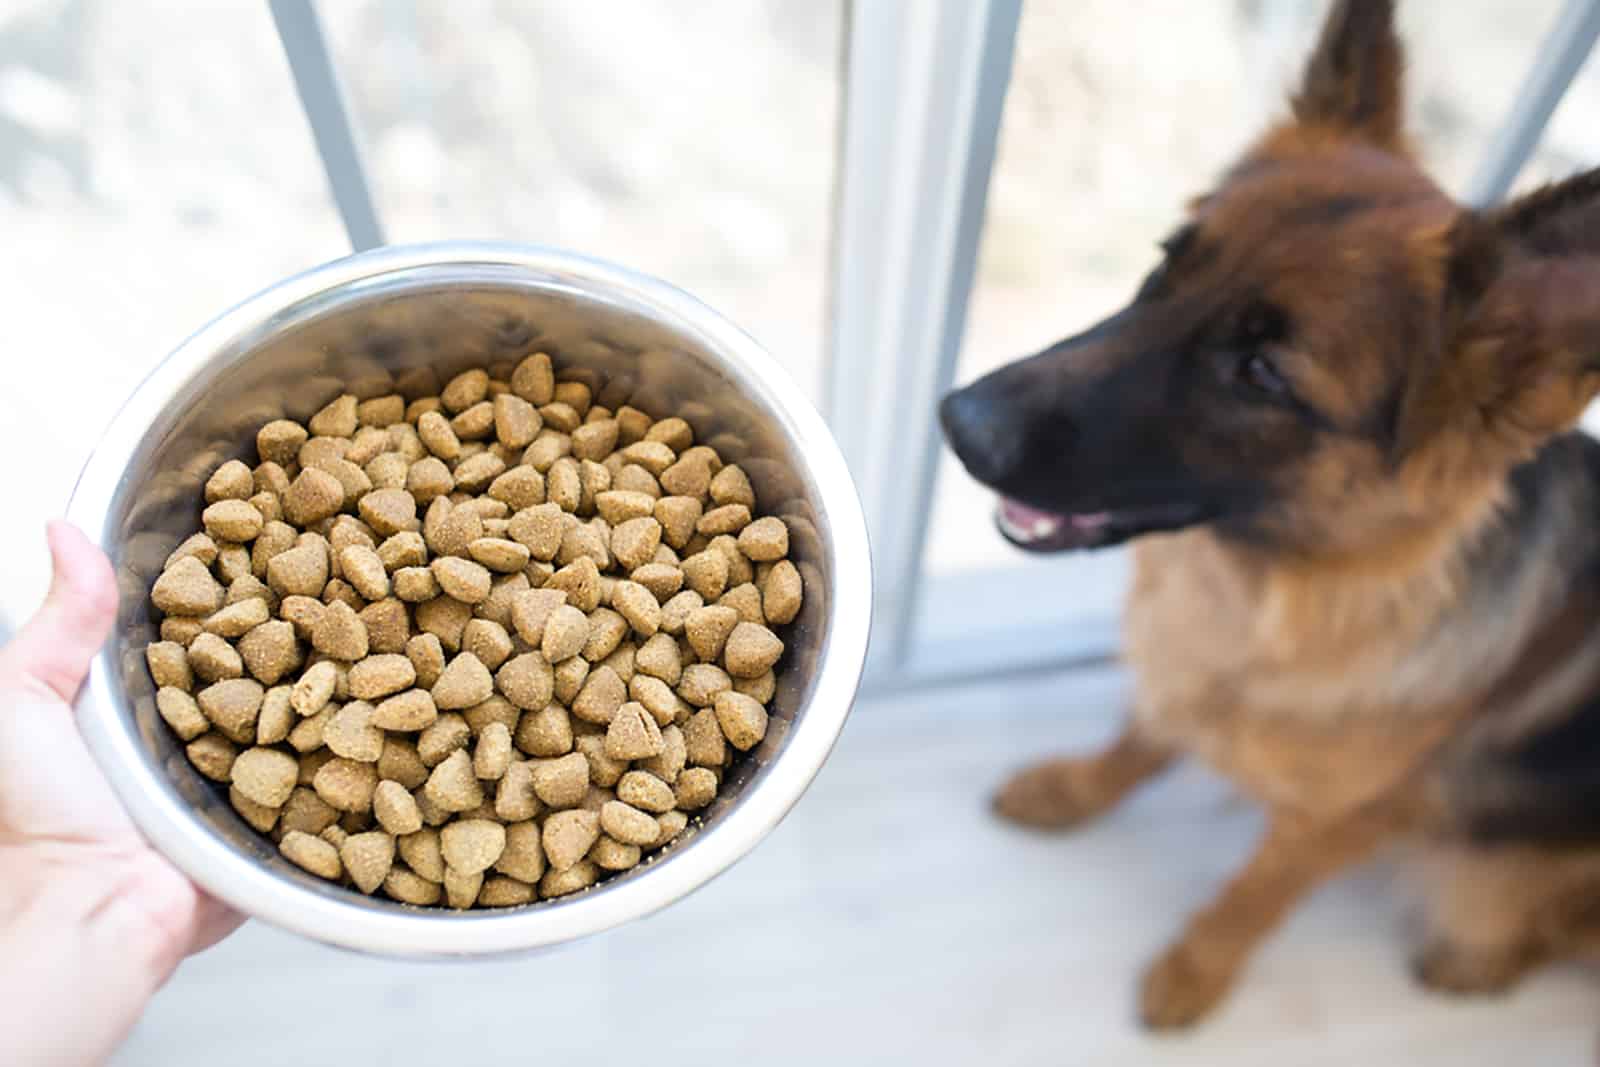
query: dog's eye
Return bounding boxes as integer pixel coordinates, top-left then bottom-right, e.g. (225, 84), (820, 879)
(1238, 351), (1290, 397)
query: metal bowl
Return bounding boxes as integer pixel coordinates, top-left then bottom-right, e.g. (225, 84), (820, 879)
(66, 242), (871, 957)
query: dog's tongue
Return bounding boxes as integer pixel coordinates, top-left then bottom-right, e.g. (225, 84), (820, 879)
(997, 499), (1111, 545)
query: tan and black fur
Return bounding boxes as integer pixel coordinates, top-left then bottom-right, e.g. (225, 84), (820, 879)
(941, 0), (1600, 1029)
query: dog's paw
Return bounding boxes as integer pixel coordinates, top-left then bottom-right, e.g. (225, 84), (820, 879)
(1138, 943), (1232, 1031)
(1410, 938), (1532, 996)
(991, 759), (1105, 830)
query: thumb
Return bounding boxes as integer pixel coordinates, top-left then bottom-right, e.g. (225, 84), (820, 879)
(1, 521), (119, 704)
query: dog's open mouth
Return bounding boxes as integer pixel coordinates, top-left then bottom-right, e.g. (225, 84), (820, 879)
(995, 498), (1207, 552)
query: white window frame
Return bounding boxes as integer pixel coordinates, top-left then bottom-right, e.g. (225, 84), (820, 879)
(272, 0), (1600, 695)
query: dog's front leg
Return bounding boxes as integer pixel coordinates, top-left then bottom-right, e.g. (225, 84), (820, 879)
(1138, 811), (1389, 1029)
(993, 719), (1174, 829)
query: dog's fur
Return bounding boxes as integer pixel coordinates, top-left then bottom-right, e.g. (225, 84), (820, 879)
(940, 0), (1600, 1028)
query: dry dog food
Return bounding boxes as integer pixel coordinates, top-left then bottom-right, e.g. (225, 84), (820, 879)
(143, 354), (803, 909)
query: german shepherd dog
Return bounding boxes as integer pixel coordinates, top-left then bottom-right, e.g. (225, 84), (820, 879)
(941, 0), (1600, 1030)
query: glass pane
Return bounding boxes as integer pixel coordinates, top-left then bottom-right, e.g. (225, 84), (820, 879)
(322, 0), (842, 404)
(923, 0), (1576, 622)
(0, 0), (348, 620)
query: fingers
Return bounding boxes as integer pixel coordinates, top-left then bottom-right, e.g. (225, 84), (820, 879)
(1, 521), (119, 705)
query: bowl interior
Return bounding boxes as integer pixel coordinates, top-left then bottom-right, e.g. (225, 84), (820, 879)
(83, 252), (849, 946)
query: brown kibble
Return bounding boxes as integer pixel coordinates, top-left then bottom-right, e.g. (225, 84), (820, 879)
(737, 516), (789, 562)
(326, 701), (384, 761)
(407, 456), (455, 505)
(732, 671), (776, 704)
(714, 690), (769, 751)
(610, 516), (662, 572)
(575, 735), (627, 789)
(360, 598), (408, 652)
(542, 809), (600, 871)
(653, 496), (701, 550)
(403, 634), (445, 691)
(630, 674), (688, 728)
(570, 418), (620, 463)
(157, 687), (209, 741)
(678, 663), (732, 708)
(675, 767), (719, 810)
(531, 752), (590, 809)
(281, 787), (339, 835)
(442, 368), (490, 413)
(659, 456), (711, 499)
(644, 416), (693, 452)
(641, 724), (687, 784)
(351, 488), (413, 538)
(581, 608), (628, 662)
(473, 721), (513, 780)
(635, 632), (684, 686)
(496, 653), (554, 710)
(444, 866), (485, 909)
(509, 588), (567, 646)
(685, 604), (740, 662)
(379, 738), (429, 790)
(153, 556), (225, 617)
(417, 410), (462, 461)
(357, 393), (405, 428)
(621, 441), (675, 477)
(552, 655), (589, 705)
(719, 582), (764, 625)
(630, 563), (682, 603)
(384, 867), (442, 905)
(541, 604), (591, 663)
(605, 701), (664, 760)
(546, 457), (582, 512)
(495, 821), (546, 883)
(238, 620), (298, 685)
(441, 819), (506, 875)
(487, 465), (545, 511)
(649, 809), (690, 849)
(279, 595), (325, 640)
(511, 353), (555, 405)
(572, 665), (626, 725)
(340, 832), (395, 894)
(539, 859), (598, 898)
(595, 490), (654, 525)
(418, 714), (472, 768)
(398, 826), (446, 882)
(558, 523), (609, 569)
(590, 836), (641, 872)
(697, 504), (751, 537)
(724, 621), (784, 678)
(373, 779), (424, 835)
(432, 652), (495, 709)
(683, 708), (727, 767)
(186, 733), (238, 782)
(495, 761), (542, 821)
(311, 600), (369, 661)
(314, 757), (379, 813)
(258, 419), (308, 465)
(546, 556), (602, 613)
(516, 704), (573, 757)
(709, 464), (756, 508)
(422, 749), (483, 813)
(393, 566), (439, 602)
(281, 830), (343, 880)
(146, 641), (194, 690)
(348, 653), (417, 701)
(462, 619), (514, 671)
(283, 467), (345, 526)
(617, 770), (675, 814)
(309, 394), (359, 437)
(599, 801), (659, 847)
(424, 499), (484, 558)
(197, 677), (264, 743)
(494, 393), (541, 449)
(507, 502), (565, 562)
(681, 549), (729, 602)
(523, 432), (571, 473)
(659, 590), (703, 637)
(431, 556), (492, 604)
(710, 534), (754, 587)
(287, 705), (335, 753)
(231, 746), (298, 808)
(267, 542), (330, 598)
(539, 402), (581, 434)
(340, 545), (390, 601)
(465, 695), (519, 737)
(762, 559), (803, 625)
(468, 537), (531, 573)
(188, 632), (243, 683)
(202, 498), (264, 543)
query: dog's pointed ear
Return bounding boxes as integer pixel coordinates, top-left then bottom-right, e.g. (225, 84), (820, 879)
(1292, 0), (1404, 149)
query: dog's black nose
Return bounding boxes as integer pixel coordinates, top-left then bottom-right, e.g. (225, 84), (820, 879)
(940, 386), (1025, 487)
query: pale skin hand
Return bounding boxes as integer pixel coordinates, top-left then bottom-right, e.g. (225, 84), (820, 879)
(0, 522), (241, 1067)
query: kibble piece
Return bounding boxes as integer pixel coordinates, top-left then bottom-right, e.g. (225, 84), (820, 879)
(397, 827), (446, 882)
(424, 499), (484, 558)
(679, 663), (732, 708)
(255, 686), (294, 745)
(156, 687), (209, 741)
(407, 456), (455, 505)
(523, 432), (571, 473)
(707, 464), (754, 507)
(719, 582), (765, 626)
(373, 779), (424, 836)
(732, 671), (777, 704)
(641, 724), (687, 784)
(347, 653), (416, 701)
(509, 588), (566, 647)
(495, 761), (542, 821)
(494, 821), (546, 884)
(507, 502), (565, 562)
(311, 600), (369, 662)
(441, 819), (507, 876)
(762, 559), (803, 625)
(258, 419), (309, 465)
(630, 674), (688, 728)
(309, 393), (358, 437)
(283, 467), (345, 526)
(539, 401), (581, 434)
(547, 557), (602, 613)
(432, 652), (495, 709)
(629, 563), (682, 603)
(443, 866), (484, 910)
(416, 748), (482, 814)
(279, 595), (324, 640)
(599, 801), (659, 848)
(683, 708), (727, 767)
(384, 867), (442, 905)
(487, 465), (545, 511)
(314, 757), (379, 813)
(539, 859), (598, 898)
(675, 767), (719, 810)
(541, 604), (591, 663)
(467, 537), (531, 574)
(372, 723), (427, 783)
(452, 453), (505, 495)
(558, 523), (609, 571)
(542, 809), (601, 871)
(464, 694), (520, 736)
(231, 746), (298, 808)
(635, 632), (684, 686)
(160, 618), (204, 647)
(188, 632), (243, 683)
(340, 545), (390, 601)
(440, 368), (488, 413)
(659, 456), (711, 499)
(153, 556), (225, 617)
(186, 734), (238, 782)
(493, 393), (541, 449)
(287, 705), (334, 753)
(267, 542), (330, 598)
(325, 701), (384, 761)
(418, 713), (472, 767)
(617, 770), (675, 814)
(357, 393), (405, 428)
(723, 621), (784, 678)
(647, 810), (689, 850)
(146, 641), (194, 691)
(571, 665), (627, 725)
(595, 490), (654, 525)
(457, 620), (509, 672)
(681, 549), (729, 602)
(552, 655), (589, 705)
(511, 352), (555, 405)
(340, 832), (395, 894)
(654, 496), (702, 551)
(600, 584), (654, 643)
(281, 830), (344, 880)
(602, 642), (637, 684)
(714, 690), (769, 751)
(516, 704), (573, 757)
(737, 516), (789, 562)
(580, 608), (626, 663)
(393, 566), (438, 603)
(575, 735), (628, 789)
(711, 534), (755, 587)
(417, 410), (462, 461)
(197, 678), (265, 743)
(496, 653), (554, 710)
(605, 701), (664, 761)
(281, 787), (339, 836)
(401, 632), (445, 690)
(472, 721), (514, 781)
(202, 499), (264, 543)
(531, 752), (590, 809)
(432, 557), (492, 604)
(685, 604), (740, 662)
(589, 836), (641, 872)
(659, 590), (703, 637)
(237, 620), (298, 685)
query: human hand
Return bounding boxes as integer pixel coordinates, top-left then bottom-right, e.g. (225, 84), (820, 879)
(0, 521), (241, 1066)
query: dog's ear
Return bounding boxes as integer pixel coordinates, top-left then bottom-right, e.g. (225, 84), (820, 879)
(1292, 0), (1404, 150)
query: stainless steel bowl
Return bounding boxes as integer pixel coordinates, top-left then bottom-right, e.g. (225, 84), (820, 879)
(65, 242), (871, 957)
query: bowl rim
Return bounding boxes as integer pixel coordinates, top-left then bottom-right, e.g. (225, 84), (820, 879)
(65, 240), (872, 957)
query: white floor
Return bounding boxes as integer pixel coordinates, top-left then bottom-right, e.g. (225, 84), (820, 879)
(114, 667), (1597, 1067)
